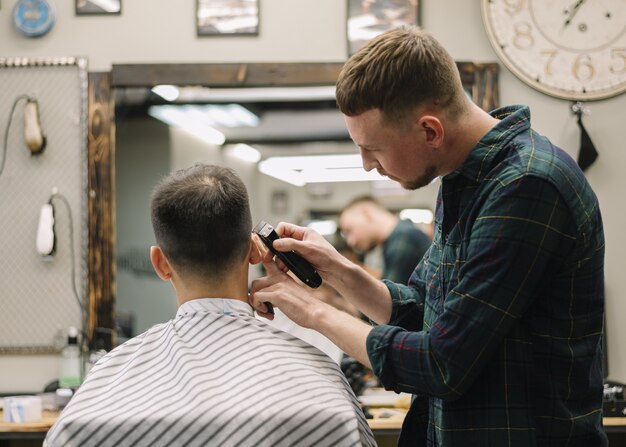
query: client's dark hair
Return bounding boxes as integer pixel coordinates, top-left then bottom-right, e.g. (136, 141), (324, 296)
(150, 163), (252, 278)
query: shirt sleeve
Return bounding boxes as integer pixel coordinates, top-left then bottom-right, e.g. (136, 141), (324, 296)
(366, 176), (577, 399)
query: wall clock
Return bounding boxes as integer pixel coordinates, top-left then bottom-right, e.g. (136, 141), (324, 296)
(13, 0), (56, 38)
(481, 0), (626, 101)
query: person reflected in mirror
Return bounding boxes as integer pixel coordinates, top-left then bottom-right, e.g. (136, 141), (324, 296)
(340, 195), (432, 284)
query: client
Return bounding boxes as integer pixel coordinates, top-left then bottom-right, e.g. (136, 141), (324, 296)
(45, 163), (375, 447)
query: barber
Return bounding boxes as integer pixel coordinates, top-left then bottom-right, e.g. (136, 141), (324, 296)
(250, 26), (606, 446)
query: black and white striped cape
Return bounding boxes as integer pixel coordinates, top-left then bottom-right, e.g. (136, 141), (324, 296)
(45, 299), (377, 447)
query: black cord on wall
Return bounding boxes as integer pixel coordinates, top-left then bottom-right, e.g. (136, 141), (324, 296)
(49, 191), (89, 377)
(0, 94), (32, 180)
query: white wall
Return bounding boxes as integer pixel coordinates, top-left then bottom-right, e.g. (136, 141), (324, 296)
(1, 0), (624, 391)
(0, 0), (348, 70)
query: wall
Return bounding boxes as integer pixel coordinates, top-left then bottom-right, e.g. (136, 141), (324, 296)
(115, 116), (174, 336)
(1, 0), (624, 391)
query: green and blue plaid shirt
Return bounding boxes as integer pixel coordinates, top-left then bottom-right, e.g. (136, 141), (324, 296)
(366, 105), (606, 446)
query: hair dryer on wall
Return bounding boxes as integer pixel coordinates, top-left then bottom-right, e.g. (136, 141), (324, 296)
(36, 201), (55, 258)
(1, 95), (47, 180)
(24, 98), (46, 155)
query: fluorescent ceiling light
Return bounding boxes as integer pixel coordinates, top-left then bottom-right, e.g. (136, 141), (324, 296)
(148, 105), (226, 145)
(176, 86), (337, 103)
(399, 208), (434, 225)
(258, 154), (388, 186)
(151, 85), (180, 102)
(306, 220), (337, 236)
(226, 144), (261, 163)
(150, 104), (258, 128)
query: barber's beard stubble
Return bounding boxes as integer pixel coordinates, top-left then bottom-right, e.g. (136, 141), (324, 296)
(402, 165), (438, 190)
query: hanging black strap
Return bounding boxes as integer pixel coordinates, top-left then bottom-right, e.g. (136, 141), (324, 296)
(574, 105), (598, 172)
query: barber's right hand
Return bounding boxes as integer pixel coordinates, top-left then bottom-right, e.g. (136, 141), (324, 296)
(250, 257), (333, 329)
(271, 222), (344, 285)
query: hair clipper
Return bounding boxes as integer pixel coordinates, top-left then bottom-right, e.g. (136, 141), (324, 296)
(253, 221), (322, 289)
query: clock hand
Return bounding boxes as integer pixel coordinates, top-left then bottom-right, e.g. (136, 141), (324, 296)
(563, 0), (587, 27)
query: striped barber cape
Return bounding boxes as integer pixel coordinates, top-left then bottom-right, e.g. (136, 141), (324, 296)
(45, 298), (376, 447)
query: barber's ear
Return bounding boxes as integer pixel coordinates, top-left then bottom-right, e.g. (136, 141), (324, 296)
(419, 115), (444, 148)
(248, 234), (264, 265)
(150, 246), (173, 281)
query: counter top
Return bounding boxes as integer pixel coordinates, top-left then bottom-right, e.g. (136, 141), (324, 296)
(1, 409), (625, 435)
(0, 409), (58, 433)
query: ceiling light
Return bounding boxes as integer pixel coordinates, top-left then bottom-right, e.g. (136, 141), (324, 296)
(148, 105), (226, 145)
(204, 104), (259, 127)
(258, 161), (306, 186)
(226, 144), (261, 163)
(258, 154), (388, 186)
(151, 85), (180, 102)
(176, 85), (337, 103)
(149, 103), (258, 129)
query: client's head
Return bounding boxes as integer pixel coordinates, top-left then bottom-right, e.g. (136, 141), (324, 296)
(150, 163), (256, 301)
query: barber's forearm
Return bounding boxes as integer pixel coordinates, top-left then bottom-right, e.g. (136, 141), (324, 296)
(314, 305), (373, 369)
(326, 259), (393, 324)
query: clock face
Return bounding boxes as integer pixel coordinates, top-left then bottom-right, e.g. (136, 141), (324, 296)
(13, 0), (56, 38)
(482, 0), (626, 101)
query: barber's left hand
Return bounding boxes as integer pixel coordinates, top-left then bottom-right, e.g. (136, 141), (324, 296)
(250, 258), (330, 329)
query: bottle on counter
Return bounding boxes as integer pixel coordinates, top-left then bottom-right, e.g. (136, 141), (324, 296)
(59, 326), (82, 389)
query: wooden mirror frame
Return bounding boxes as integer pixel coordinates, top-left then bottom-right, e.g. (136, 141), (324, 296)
(87, 61), (499, 350)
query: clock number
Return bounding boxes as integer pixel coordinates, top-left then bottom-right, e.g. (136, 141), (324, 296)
(610, 48), (626, 74)
(513, 22), (534, 50)
(572, 54), (595, 82)
(482, 0), (626, 100)
(541, 50), (558, 76)
(503, 0), (525, 16)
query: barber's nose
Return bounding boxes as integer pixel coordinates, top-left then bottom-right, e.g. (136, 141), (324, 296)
(359, 149), (377, 172)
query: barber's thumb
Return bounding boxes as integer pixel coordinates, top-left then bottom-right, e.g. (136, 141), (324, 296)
(272, 237), (298, 253)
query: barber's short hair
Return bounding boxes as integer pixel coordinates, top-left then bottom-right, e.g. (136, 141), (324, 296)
(150, 163), (252, 278)
(336, 26), (466, 125)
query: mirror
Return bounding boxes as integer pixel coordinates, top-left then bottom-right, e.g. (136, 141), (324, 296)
(87, 62), (499, 346)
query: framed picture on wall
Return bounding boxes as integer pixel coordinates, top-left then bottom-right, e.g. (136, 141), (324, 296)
(76, 0), (121, 15)
(197, 0), (259, 36)
(347, 0), (420, 56)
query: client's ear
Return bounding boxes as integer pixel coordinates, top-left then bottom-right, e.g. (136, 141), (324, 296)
(150, 246), (173, 281)
(248, 234), (264, 265)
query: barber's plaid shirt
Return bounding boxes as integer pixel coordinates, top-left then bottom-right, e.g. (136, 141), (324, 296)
(366, 105), (606, 446)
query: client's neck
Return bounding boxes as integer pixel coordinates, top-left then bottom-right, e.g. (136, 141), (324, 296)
(173, 268), (249, 307)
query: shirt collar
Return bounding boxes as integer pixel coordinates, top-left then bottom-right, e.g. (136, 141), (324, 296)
(450, 105), (531, 183)
(176, 298), (254, 319)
